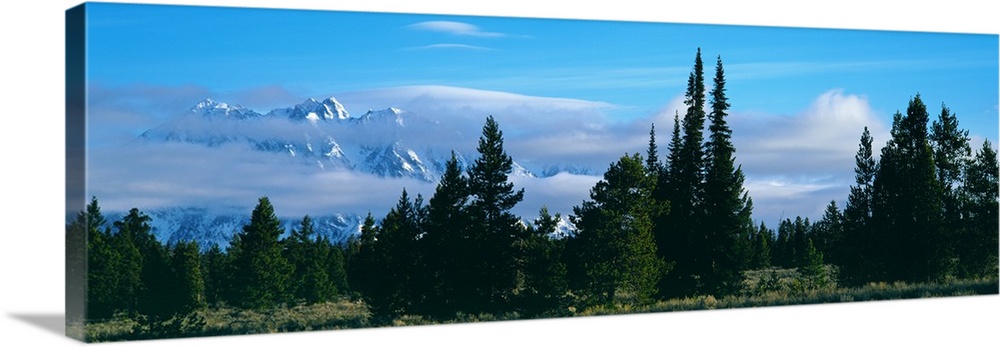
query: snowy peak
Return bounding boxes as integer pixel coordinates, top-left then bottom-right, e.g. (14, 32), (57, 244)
(190, 98), (262, 119)
(269, 96), (351, 122)
(360, 142), (436, 181)
(355, 107), (405, 126)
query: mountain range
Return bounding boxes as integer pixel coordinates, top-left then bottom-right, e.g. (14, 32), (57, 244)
(114, 96), (569, 249)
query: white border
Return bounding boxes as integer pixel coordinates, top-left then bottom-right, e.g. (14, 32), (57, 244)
(1, 1), (996, 346)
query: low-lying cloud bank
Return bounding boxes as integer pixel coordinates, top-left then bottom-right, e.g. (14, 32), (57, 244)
(89, 84), (909, 224)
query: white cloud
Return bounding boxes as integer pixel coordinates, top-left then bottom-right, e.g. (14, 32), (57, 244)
(405, 43), (497, 51)
(729, 89), (891, 224)
(335, 85), (622, 165)
(407, 21), (507, 37)
(88, 85), (896, 226)
(511, 173), (603, 218)
(733, 89), (889, 177)
(88, 141), (438, 218)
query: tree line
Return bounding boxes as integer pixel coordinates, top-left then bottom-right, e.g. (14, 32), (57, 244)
(70, 196), (351, 322)
(68, 48), (998, 324)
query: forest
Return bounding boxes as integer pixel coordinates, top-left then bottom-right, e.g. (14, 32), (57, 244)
(66, 49), (999, 342)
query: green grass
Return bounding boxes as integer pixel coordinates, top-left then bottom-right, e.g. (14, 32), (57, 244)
(85, 299), (371, 342)
(84, 273), (999, 342)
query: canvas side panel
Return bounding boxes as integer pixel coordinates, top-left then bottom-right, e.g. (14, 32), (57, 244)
(65, 2), (87, 342)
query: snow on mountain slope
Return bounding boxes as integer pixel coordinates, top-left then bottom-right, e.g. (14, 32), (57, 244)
(266, 97), (351, 122)
(102, 207), (365, 250)
(120, 95), (559, 249)
(140, 96), (537, 181)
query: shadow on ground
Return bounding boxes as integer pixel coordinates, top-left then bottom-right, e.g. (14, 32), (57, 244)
(9, 313), (64, 337)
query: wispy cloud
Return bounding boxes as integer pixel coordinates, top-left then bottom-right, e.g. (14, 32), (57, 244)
(404, 43), (497, 51)
(407, 21), (507, 38)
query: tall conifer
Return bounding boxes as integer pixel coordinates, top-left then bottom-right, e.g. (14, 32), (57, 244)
(423, 152), (473, 317)
(229, 197), (293, 309)
(870, 95), (945, 282)
(656, 49), (708, 299)
(572, 153), (666, 306)
(702, 54), (753, 296)
(466, 115), (525, 313)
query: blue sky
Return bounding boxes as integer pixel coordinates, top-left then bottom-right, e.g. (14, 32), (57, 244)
(83, 2), (998, 225)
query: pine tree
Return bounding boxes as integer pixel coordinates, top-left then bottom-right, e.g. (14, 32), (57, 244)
(201, 243), (229, 306)
(421, 152), (473, 317)
(83, 197), (119, 320)
(870, 95), (945, 282)
(515, 207), (569, 317)
(363, 189), (426, 318)
(571, 153), (667, 306)
(930, 104), (972, 190)
(229, 197), (293, 309)
(465, 115), (525, 313)
(168, 240), (206, 313)
(773, 219), (789, 268)
(656, 49), (708, 299)
(958, 140), (999, 277)
(929, 104), (971, 277)
(701, 54), (753, 296)
(66, 207), (88, 325)
(798, 239), (827, 289)
(285, 215), (335, 304)
(839, 127), (879, 286)
(646, 123), (663, 175)
(108, 209), (145, 316)
(748, 222), (773, 269)
(811, 200), (843, 265)
(347, 212), (381, 303)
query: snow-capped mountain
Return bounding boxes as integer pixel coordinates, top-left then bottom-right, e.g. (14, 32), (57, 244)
(99, 206), (573, 251)
(102, 207), (365, 250)
(139, 96), (535, 182)
(266, 97), (351, 122)
(124, 95), (553, 249)
(190, 99), (263, 119)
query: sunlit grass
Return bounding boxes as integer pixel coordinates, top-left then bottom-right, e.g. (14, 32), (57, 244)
(84, 273), (998, 342)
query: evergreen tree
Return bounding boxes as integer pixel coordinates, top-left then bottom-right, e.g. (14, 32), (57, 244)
(839, 127), (879, 286)
(652, 112), (682, 293)
(930, 104), (972, 190)
(870, 95), (945, 282)
(791, 217), (811, 268)
(108, 209), (145, 316)
(229, 197), (293, 309)
(83, 197), (119, 320)
(347, 212), (381, 303)
(200, 243), (229, 307)
(929, 104), (971, 277)
(421, 152), (473, 317)
(571, 153), (667, 306)
(798, 239), (828, 289)
(646, 123), (663, 175)
(465, 115), (525, 313)
(168, 240), (206, 314)
(319, 234), (349, 299)
(66, 207), (88, 324)
(285, 215), (335, 304)
(811, 200), (844, 264)
(701, 54), (753, 296)
(748, 222), (773, 269)
(363, 189), (426, 318)
(515, 207), (569, 317)
(656, 49), (708, 299)
(958, 140), (999, 277)
(774, 218), (792, 269)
